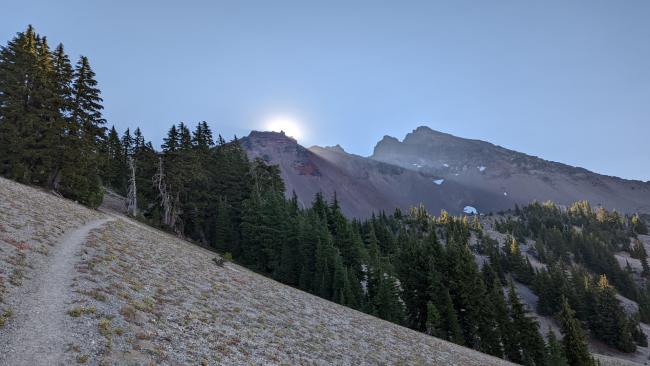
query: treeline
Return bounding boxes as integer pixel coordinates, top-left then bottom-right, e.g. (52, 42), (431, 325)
(495, 201), (650, 353)
(1, 26), (627, 366)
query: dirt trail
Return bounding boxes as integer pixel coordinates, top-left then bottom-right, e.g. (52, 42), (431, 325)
(0, 218), (112, 366)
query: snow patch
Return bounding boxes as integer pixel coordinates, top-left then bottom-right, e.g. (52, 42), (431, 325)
(478, 166), (486, 172)
(411, 163), (422, 168)
(433, 179), (445, 185)
(443, 163), (449, 168)
(503, 192), (508, 196)
(463, 206), (478, 215)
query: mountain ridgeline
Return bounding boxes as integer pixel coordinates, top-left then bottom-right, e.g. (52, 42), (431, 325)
(242, 127), (650, 219)
(3, 25), (650, 366)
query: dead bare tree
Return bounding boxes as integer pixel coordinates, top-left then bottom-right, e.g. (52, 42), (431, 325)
(153, 156), (182, 234)
(126, 157), (137, 216)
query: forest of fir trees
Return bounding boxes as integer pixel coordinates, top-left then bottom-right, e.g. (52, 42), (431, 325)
(5, 25), (650, 366)
(494, 201), (650, 355)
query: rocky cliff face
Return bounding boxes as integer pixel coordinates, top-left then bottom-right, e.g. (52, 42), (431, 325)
(241, 127), (650, 218)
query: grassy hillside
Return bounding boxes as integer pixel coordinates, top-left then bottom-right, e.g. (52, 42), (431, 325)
(0, 177), (515, 365)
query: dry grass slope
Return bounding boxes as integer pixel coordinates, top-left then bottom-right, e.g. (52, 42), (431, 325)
(1, 176), (514, 365)
(0, 177), (102, 306)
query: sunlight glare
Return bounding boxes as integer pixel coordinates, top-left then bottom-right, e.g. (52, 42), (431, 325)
(265, 116), (303, 140)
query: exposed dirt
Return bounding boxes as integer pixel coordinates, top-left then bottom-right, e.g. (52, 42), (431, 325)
(0, 218), (112, 366)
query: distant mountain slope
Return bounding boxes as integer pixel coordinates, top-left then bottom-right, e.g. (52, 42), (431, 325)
(0, 177), (515, 365)
(240, 131), (396, 217)
(372, 126), (650, 214)
(241, 127), (650, 218)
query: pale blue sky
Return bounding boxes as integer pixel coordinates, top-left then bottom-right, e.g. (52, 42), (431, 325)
(2, 1), (649, 180)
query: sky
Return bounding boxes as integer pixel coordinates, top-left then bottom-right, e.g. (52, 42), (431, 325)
(2, 1), (649, 181)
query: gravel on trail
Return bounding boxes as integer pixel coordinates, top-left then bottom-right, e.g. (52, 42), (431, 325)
(0, 218), (112, 366)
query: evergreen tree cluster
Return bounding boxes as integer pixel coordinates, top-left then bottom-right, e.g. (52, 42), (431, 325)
(0, 26), (106, 207)
(497, 200), (650, 353)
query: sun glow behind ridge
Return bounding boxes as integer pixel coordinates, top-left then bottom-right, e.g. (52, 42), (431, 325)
(265, 116), (304, 141)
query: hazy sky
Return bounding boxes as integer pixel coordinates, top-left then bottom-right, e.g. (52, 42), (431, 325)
(3, 1), (649, 181)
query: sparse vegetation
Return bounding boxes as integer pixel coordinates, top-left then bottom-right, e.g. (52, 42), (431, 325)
(0, 309), (12, 327)
(67, 306), (96, 317)
(76, 355), (88, 364)
(98, 318), (111, 338)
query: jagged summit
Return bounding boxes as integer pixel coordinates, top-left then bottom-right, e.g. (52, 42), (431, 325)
(372, 135), (401, 155)
(309, 144), (347, 154)
(247, 130), (297, 143)
(323, 144), (346, 153)
(408, 125), (452, 137)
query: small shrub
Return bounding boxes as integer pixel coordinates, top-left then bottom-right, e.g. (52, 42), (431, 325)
(90, 290), (107, 302)
(132, 298), (154, 313)
(98, 318), (111, 337)
(119, 305), (137, 322)
(0, 309), (12, 326)
(67, 306), (96, 317)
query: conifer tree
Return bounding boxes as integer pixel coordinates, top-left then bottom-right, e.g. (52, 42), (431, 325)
(476, 294), (503, 358)
(506, 280), (546, 365)
(396, 233), (440, 331)
(162, 125), (179, 152)
(47, 43), (74, 188)
(638, 291), (650, 324)
(546, 330), (569, 366)
(590, 275), (636, 352)
(559, 297), (595, 366)
(133, 127), (145, 152)
(0, 26), (54, 182)
(103, 126), (127, 193)
(29, 36), (63, 185)
(485, 270), (512, 359)
(178, 122), (192, 149)
(121, 128), (133, 158)
(192, 121), (214, 149)
(213, 197), (234, 252)
(444, 236), (486, 348)
(630, 315), (648, 347)
(425, 301), (443, 338)
(372, 268), (405, 324)
(56, 55), (106, 206)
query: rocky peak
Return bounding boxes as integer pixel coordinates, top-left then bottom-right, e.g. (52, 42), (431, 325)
(323, 144), (346, 153)
(247, 130), (297, 143)
(372, 135), (402, 156)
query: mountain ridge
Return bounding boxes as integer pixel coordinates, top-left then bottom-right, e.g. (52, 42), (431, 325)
(241, 127), (650, 218)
